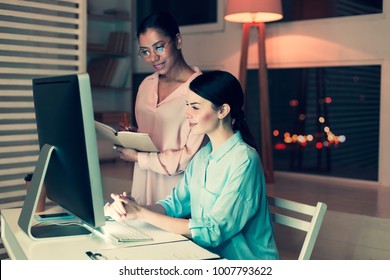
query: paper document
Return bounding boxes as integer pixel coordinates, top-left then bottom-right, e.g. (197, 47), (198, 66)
(95, 121), (158, 152)
(93, 240), (220, 260)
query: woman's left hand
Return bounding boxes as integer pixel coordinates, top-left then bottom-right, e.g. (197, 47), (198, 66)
(114, 146), (138, 162)
(104, 192), (140, 221)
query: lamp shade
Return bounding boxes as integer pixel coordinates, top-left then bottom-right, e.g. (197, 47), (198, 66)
(224, 0), (283, 23)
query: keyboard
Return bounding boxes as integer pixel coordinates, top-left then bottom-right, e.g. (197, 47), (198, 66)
(100, 218), (152, 243)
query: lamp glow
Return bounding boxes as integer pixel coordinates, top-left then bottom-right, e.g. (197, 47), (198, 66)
(224, 0), (283, 23)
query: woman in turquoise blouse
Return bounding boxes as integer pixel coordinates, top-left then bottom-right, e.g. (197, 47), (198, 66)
(105, 70), (279, 260)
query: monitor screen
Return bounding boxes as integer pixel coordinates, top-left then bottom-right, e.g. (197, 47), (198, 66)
(18, 73), (105, 239)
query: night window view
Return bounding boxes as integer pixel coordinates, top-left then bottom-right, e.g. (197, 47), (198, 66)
(246, 65), (380, 181)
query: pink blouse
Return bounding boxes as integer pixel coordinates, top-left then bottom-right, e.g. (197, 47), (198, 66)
(131, 67), (205, 204)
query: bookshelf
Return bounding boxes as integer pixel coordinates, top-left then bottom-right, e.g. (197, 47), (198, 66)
(87, 0), (134, 114)
(87, 0), (134, 160)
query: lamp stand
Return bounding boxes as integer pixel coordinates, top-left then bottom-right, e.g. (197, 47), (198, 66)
(239, 22), (274, 183)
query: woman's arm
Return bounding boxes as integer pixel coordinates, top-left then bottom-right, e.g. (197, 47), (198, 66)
(113, 132), (205, 169)
(137, 131), (205, 176)
(105, 193), (192, 237)
(113, 128), (205, 175)
(139, 205), (191, 237)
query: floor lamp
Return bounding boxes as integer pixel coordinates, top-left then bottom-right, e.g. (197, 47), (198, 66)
(225, 0), (283, 183)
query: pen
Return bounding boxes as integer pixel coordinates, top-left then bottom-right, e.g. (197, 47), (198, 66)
(86, 251), (97, 260)
(86, 251), (107, 260)
(123, 112), (129, 129)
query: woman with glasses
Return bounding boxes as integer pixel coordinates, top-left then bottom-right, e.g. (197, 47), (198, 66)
(105, 70), (279, 260)
(115, 12), (205, 204)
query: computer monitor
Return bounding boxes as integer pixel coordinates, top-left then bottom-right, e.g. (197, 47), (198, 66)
(18, 73), (105, 239)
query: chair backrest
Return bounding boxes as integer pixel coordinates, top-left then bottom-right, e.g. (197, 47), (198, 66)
(268, 196), (327, 260)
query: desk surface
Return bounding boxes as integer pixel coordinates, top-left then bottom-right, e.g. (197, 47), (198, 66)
(1, 208), (219, 260)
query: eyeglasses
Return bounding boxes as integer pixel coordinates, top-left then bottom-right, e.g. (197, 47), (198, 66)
(137, 40), (172, 59)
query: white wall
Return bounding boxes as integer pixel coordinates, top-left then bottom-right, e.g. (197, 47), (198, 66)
(134, 0), (390, 187)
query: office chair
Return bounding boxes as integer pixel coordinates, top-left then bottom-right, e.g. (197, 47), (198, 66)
(268, 196), (327, 260)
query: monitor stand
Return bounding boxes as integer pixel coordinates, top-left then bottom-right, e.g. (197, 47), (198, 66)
(18, 144), (91, 239)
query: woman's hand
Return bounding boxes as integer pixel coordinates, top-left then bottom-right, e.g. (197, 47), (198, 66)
(118, 121), (138, 132)
(104, 193), (192, 237)
(114, 146), (138, 162)
(104, 192), (139, 221)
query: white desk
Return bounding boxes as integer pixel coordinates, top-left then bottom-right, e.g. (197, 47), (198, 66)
(1, 208), (219, 260)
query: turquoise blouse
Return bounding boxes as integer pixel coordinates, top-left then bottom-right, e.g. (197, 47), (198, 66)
(157, 132), (279, 260)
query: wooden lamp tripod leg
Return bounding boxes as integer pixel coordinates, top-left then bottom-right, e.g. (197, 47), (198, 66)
(239, 22), (274, 183)
(257, 22), (274, 183)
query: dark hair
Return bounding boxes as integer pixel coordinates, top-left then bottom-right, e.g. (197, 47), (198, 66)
(189, 70), (258, 150)
(137, 12), (180, 40)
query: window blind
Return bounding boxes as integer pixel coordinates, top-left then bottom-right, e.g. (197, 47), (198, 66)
(0, 0), (86, 259)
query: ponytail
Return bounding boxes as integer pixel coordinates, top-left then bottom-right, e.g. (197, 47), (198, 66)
(232, 110), (258, 151)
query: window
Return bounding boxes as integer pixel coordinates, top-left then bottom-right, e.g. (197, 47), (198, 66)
(245, 65), (380, 181)
(135, 0), (224, 34)
(279, 0), (383, 22)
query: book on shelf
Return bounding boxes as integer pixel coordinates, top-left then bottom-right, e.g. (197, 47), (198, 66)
(107, 31), (130, 54)
(110, 57), (130, 88)
(121, 32), (130, 53)
(87, 57), (111, 87)
(87, 57), (130, 88)
(95, 121), (158, 152)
